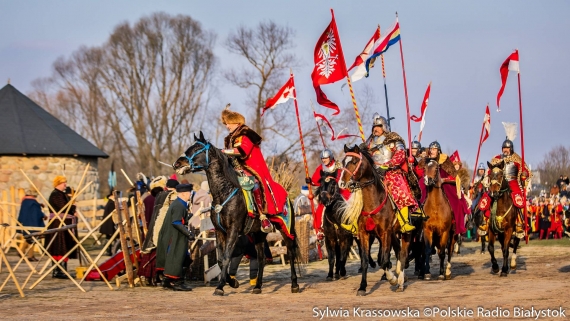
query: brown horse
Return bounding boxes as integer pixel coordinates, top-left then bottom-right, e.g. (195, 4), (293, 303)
(487, 161), (520, 276)
(339, 144), (402, 294)
(421, 159), (455, 280)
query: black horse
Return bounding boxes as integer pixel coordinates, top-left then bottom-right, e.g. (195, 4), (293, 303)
(172, 132), (300, 295)
(315, 170), (353, 281)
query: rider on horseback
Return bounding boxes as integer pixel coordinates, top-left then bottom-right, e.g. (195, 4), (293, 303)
(410, 140), (427, 203)
(470, 163), (488, 211)
(424, 141), (469, 236)
(365, 113), (418, 233)
(220, 105), (288, 233)
(478, 138), (530, 237)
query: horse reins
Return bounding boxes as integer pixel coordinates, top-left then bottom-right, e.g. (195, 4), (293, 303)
(342, 152), (375, 191)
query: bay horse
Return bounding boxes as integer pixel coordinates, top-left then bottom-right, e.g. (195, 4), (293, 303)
(486, 160), (520, 276)
(421, 159), (455, 280)
(339, 144), (402, 294)
(315, 170), (353, 281)
(172, 132), (300, 295)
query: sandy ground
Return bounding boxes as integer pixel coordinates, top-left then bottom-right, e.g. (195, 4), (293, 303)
(1, 240), (569, 321)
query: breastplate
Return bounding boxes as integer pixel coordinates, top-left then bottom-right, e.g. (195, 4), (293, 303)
(505, 162), (518, 181)
(370, 135), (393, 165)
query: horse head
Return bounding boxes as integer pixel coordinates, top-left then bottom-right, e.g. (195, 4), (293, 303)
(317, 170), (339, 207)
(172, 131), (212, 175)
(487, 160), (506, 198)
(339, 144), (374, 191)
(424, 158), (440, 187)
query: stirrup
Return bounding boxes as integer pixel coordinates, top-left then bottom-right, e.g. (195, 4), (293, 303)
(400, 223), (416, 234)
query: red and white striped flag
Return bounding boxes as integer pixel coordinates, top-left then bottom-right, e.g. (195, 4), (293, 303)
(481, 105), (491, 144)
(314, 111), (359, 141)
(410, 82), (431, 141)
(262, 75), (295, 116)
(496, 50), (519, 111)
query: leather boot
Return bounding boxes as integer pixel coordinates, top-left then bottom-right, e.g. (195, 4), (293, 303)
(52, 263), (67, 279)
(398, 207), (416, 233)
(163, 277), (192, 291)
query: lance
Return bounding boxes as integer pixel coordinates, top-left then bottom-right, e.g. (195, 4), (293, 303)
(291, 71), (321, 259)
(396, 12), (413, 157)
(516, 49), (529, 244)
(471, 105), (488, 186)
(379, 24), (392, 128)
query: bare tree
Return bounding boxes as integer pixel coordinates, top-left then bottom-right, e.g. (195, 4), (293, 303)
(538, 145), (570, 188)
(224, 20), (300, 142)
(29, 12), (217, 180)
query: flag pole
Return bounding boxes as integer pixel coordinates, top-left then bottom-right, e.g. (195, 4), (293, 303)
(346, 76), (366, 142)
(516, 49), (529, 244)
(471, 122), (485, 185)
(310, 100), (327, 148)
(379, 25), (392, 128)
(291, 71), (317, 220)
(396, 12), (413, 157)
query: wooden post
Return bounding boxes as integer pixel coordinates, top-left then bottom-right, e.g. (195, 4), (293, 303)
(126, 199), (139, 271)
(113, 192), (134, 287)
(136, 190), (147, 236)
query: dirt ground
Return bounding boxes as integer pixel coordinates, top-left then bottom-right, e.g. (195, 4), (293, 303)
(1, 239), (569, 321)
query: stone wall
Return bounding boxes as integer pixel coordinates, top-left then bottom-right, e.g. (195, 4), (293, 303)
(0, 156), (100, 201)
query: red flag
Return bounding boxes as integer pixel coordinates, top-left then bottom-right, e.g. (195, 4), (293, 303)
(311, 9), (348, 115)
(450, 150), (461, 164)
(481, 105), (491, 144)
(262, 75), (295, 116)
(411, 82), (431, 122)
(347, 26), (381, 82)
(496, 50), (519, 111)
(314, 111), (358, 141)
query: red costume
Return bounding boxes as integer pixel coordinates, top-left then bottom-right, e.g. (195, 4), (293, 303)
(309, 161), (350, 230)
(224, 125), (288, 215)
(484, 153), (530, 209)
(381, 149), (418, 210)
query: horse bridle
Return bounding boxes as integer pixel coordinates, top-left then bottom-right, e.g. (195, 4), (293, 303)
(489, 167), (509, 199)
(342, 152), (375, 191)
(425, 160), (440, 188)
(178, 141), (211, 171)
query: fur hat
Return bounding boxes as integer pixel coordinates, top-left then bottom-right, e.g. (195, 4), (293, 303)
(25, 189), (38, 197)
(150, 176), (167, 190)
(221, 104), (245, 125)
(53, 175), (67, 188)
(175, 183), (193, 193)
(166, 179), (180, 189)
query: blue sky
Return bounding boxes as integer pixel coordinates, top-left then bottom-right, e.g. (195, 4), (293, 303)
(1, 1), (569, 168)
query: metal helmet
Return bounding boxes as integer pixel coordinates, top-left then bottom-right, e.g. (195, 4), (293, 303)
(411, 141), (421, 150)
(477, 162), (486, 170)
(502, 137), (514, 153)
(372, 112), (390, 133)
(428, 141), (441, 152)
(320, 149), (334, 160)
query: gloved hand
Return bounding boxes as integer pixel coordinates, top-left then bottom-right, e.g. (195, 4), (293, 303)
(305, 177), (312, 185)
(173, 224), (196, 241)
(379, 164), (389, 170)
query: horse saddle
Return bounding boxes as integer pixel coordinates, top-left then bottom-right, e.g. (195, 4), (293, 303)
(238, 175), (256, 191)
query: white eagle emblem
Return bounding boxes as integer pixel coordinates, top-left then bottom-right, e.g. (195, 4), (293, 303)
(316, 30), (339, 79)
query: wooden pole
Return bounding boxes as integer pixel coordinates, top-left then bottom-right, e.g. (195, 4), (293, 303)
(126, 199), (140, 271)
(136, 190), (148, 236)
(516, 49), (529, 244)
(309, 100), (327, 148)
(345, 75), (366, 142)
(396, 13), (413, 157)
(379, 25), (392, 128)
(114, 192), (134, 287)
(0, 248), (25, 297)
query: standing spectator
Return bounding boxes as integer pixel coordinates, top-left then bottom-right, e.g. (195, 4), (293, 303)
(45, 175), (78, 279)
(293, 185), (313, 217)
(17, 189), (46, 261)
(100, 192), (116, 256)
(193, 181), (212, 212)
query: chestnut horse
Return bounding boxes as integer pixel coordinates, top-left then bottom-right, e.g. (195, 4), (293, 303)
(486, 161), (520, 276)
(421, 159), (455, 280)
(339, 144), (406, 294)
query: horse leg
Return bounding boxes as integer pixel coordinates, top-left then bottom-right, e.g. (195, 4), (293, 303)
(368, 234), (376, 269)
(214, 230), (239, 296)
(500, 231), (512, 277)
(324, 230), (335, 281)
(488, 231), (499, 274)
(481, 234), (486, 254)
(355, 238), (363, 273)
(396, 232), (411, 292)
(510, 235), (520, 271)
(444, 233), (455, 280)
(422, 229), (433, 280)
(356, 228), (370, 296)
(334, 242), (342, 280)
(285, 224), (300, 293)
(380, 230), (397, 287)
(338, 233), (351, 278)
(252, 233), (266, 294)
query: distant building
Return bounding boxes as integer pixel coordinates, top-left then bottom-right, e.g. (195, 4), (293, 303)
(0, 84), (108, 200)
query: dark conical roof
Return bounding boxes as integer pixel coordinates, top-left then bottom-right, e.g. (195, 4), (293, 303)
(0, 84), (108, 158)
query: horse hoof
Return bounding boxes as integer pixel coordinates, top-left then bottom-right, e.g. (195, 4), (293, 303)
(326, 276), (333, 281)
(228, 278), (239, 289)
(424, 274), (431, 280)
(369, 262), (377, 269)
(356, 290), (366, 296)
(510, 265), (517, 271)
(252, 288), (262, 294)
(445, 274), (452, 280)
(437, 275), (445, 281)
(334, 274), (341, 281)
(381, 274), (387, 281)
(417, 275), (424, 280)
(341, 276), (349, 280)
(389, 278), (398, 286)
(213, 289), (224, 296)
(291, 285), (300, 293)
(395, 286), (405, 293)
(500, 272), (508, 277)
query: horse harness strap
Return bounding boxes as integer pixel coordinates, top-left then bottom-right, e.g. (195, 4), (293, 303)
(183, 141), (211, 170)
(208, 188), (240, 233)
(361, 191), (388, 217)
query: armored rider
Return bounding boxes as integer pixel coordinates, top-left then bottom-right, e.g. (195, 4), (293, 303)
(220, 105), (288, 233)
(365, 113), (418, 233)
